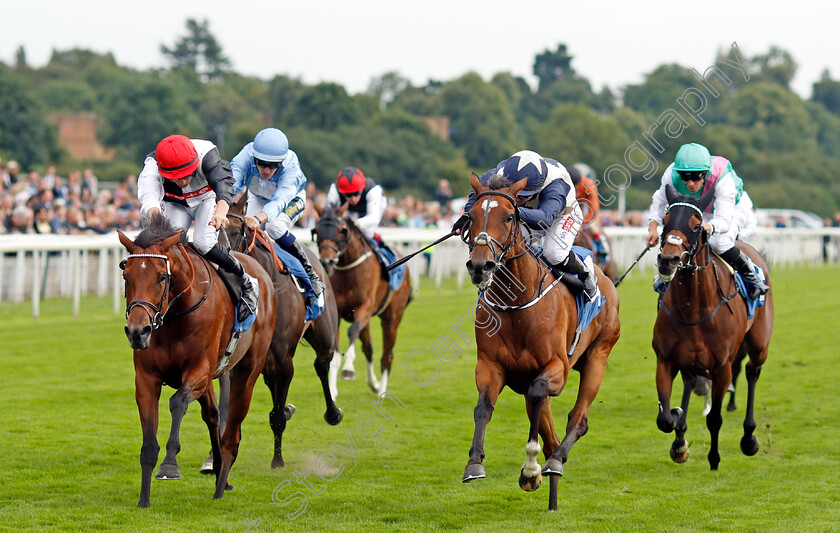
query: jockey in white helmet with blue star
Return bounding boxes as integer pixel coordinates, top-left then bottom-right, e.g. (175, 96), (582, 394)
(454, 150), (598, 301)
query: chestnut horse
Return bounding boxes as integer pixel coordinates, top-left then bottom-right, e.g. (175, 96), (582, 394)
(312, 203), (412, 397)
(461, 174), (620, 510)
(222, 191), (343, 469)
(574, 228), (616, 283)
(653, 185), (773, 469)
(119, 216), (275, 507)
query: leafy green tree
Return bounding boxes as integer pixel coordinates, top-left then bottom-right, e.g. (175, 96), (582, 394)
(161, 19), (231, 81)
(623, 64), (696, 117)
(0, 66), (57, 168)
(812, 70), (840, 115)
(439, 72), (517, 169)
(36, 80), (97, 112)
(367, 71), (411, 109)
(533, 43), (575, 90)
(749, 46), (797, 89)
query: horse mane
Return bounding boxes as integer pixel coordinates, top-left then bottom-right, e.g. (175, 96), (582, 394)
(485, 172), (512, 191)
(135, 214), (184, 248)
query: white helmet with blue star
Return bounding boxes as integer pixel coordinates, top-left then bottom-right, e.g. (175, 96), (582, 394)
(496, 150), (548, 196)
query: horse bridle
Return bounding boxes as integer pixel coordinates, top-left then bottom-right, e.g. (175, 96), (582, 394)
(313, 215), (351, 266)
(225, 213), (247, 253)
(659, 202), (709, 273)
(121, 244), (202, 330)
(467, 190), (522, 265)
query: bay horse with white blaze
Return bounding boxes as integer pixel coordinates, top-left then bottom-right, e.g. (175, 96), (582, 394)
(462, 174), (620, 510)
(312, 202), (411, 397)
(119, 216), (275, 507)
(653, 185), (773, 469)
(223, 191), (343, 469)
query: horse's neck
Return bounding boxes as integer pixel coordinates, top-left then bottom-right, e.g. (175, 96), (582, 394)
(170, 246), (204, 302)
(486, 241), (542, 306)
(667, 253), (721, 312)
(339, 228), (370, 265)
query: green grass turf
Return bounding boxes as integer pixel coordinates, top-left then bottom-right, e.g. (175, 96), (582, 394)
(1, 265), (839, 532)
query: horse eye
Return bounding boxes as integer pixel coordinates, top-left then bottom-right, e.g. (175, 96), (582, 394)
(506, 214), (514, 223)
(159, 274), (167, 284)
(119, 259), (127, 270)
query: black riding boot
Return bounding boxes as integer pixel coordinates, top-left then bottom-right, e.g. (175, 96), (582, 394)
(205, 243), (257, 322)
(559, 252), (598, 302)
(722, 247), (769, 300)
(279, 237), (325, 307)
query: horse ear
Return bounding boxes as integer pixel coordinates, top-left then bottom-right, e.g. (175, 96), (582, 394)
(313, 201), (324, 217)
(337, 202), (349, 217)
(509, 177), (529, 197)
(118, 230), (137, 253)
(665, 184), (678, 205)
(698, 188), (715, 212)
(233, 190), (248, 214)
(470, 172), (486, 194)
(162, 230), (183, 250)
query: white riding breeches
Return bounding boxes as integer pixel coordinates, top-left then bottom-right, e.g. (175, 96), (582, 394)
(540, 205), (584, 265)
(162, 198), (218, 255)
(247, 190), (306, 240)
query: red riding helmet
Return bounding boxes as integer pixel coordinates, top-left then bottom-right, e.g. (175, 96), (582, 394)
(155, 135), (199, 180)
(337, 167), (366, 194)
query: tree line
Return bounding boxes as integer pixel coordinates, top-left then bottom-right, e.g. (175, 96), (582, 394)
(2, 19), (840, 215)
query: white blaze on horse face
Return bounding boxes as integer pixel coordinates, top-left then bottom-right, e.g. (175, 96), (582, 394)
(140, 261), (147, 270)
(480, 199), (498, 212)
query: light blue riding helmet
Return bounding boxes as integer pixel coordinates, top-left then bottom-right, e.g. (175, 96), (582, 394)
(252, 128), (289, 163)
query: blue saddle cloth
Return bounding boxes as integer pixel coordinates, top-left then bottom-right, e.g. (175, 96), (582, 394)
(370, 239), (406, 291)
(269, 243), (324, 321)
(570, 246), (606, 332)
(733, 260), (767, 320)
(233, 273), (259, 333)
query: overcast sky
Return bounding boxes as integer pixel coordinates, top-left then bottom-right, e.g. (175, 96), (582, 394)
(4, 1), (838, 99)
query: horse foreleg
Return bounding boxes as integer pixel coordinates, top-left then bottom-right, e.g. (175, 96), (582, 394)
(328, 327), (341, 399)
(655, 359), (681, 434)
(197, 386), (222, 482)
(706, 364), (732, 470)
(342, 311), (373, 381)
(215, 359), (262, 499)
(671, 372), (695, 463)
(135, 373), (162, 508)
(377, 306), (406, 397)
(740, 358), (764, 456)
(463, 360), (503, 483)
(263, 352), (295, 469)
(314, 350), (344, 426)
(156, 383), (199, 481)
(522, 359), (568, 492)
(359, 325), (379, 393)
(200, 373), (229, 475)
(728, 350), (745, 412)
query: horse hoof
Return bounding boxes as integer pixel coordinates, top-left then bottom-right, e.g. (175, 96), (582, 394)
(324, 407), (343, 426)
(285, 404), (296, 420)
(199, 457), (214, 475)
(155, 463), (181, 480)
(368, 381), (380, 394)
(519, 468), (542, 492)
(225, 482), (233, 491)
(740, 435), (759, 456)
(271, 457), (285, 469)
(541, 458), (564, 476)
(670, 442), (690, 463)
(462, 463), (486, 482)
(341, 370), (356, 381)
(726, 403), (737, 412)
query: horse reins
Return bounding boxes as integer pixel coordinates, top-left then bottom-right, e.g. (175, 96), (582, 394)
(123, 243), (209, 330)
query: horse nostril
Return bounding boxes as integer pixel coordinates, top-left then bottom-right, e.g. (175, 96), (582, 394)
(482, 261), (496, 273)
(141, 325), (152, 338)
(124, 325), (130, 338)
(465, 260), (474, 272)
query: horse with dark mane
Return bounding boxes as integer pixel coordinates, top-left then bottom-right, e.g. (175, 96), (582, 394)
(223, 191), (343, 469)
(312, 202), (412, 397)
(461, 174), (620, 510)
(653, 185), (773, 469)
(119, 215), (276, 507)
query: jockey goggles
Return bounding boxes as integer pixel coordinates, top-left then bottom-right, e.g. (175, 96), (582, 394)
(678, 170), (708, 182)
(254, 157), (281, 170)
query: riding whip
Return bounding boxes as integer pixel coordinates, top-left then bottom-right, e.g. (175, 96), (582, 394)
(385, 231), (457, 271)
(614, 243), (654, 287)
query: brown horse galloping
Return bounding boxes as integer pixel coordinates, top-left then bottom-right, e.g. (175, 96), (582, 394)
(461, 174), (620, 510)
(653, 185), (773, 470)
(312, 203), (411, 397)
(223, 191), (343, 469)
(119, 216), (275, 507)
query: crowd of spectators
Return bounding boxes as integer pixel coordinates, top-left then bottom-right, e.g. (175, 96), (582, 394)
(0, 160), (142, 235)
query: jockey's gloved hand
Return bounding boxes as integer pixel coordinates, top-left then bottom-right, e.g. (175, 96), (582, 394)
(452, 213), (470, 234)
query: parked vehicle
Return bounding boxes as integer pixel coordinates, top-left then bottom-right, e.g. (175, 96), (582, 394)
(755, 208), (824, 229)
